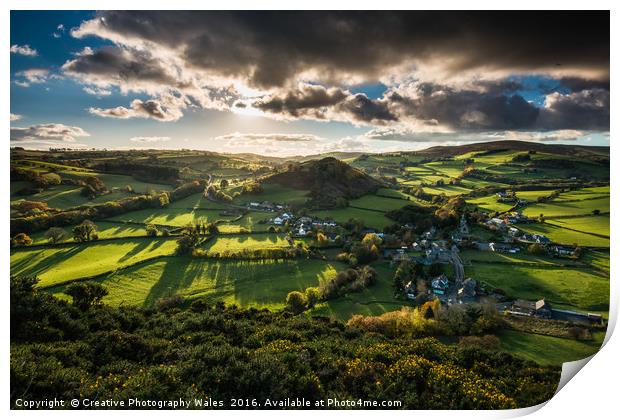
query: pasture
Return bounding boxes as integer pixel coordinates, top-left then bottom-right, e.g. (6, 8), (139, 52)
(234, 183), (310, 206)
(498, 330), (605, 366)
(466, 194), (515, 213)
(522, 196), (609, 218)
(28, 221), (148, 245)
(218, 211), (271, 233)
(10, 238), (178, 287)
(348, 194), (409, 211)
(203, 234), (291, 254)
(310, 207), (393, 230)
(519, 222), (610, 247)
(109, 207), (238, 227)
(50, 257), (346, 310)
(464, 263), (609, 313)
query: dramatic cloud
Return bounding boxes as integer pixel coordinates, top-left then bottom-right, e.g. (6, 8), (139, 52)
(88, 95), (187, 122)
(10, 44), (38, 56)
(386, 81), (540, 130)
(70, 11), (608, 88)
(10, 123), (90, 142)
(14, 68), (49, 87)
(538, 89), (609, 130)
(253, 84), (396, 124)
(130, 136), (171, 143)
(58, 11), (608, 133)
(62, 46), (181, 93)
(10, 113), (22, 121)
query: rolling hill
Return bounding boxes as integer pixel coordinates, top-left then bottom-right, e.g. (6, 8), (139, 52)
(263, 157), (384, 208)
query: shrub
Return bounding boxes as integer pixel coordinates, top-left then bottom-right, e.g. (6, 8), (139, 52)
(146, 224), (159, 237)
(304, 287), (320, 308)
(65, 282), (109, 311)
(286, 291), (307, 314)
(11, 233), (33, 247)
(44, 227), (67, 244)
(73, 220), (98, 242)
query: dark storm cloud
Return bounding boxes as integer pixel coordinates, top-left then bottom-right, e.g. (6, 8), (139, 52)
(557, 77), (610, 92)
(387, 80), (609, 131)
(62, 46), (180, 88)
(253, 85), (396, 124)
(538, 89), (609, 130)
(73, 11), (609, 88)
(65, 11), (608, 131)
(253, 84), (348, 118)
(336, 94), (397, 123)
(388, 82), (540, 130)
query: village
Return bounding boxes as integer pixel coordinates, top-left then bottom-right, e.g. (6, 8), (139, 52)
(243, 192), (602, 329)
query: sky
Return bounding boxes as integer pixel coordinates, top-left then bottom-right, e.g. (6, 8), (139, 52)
(10, 11), (610, 156)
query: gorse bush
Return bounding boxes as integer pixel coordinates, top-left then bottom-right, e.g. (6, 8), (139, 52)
(10, 276), (560, 409)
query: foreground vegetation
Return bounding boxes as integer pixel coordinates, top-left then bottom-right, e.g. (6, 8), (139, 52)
(11, 277), (560, 409)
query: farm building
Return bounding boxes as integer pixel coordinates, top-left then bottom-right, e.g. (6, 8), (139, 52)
(489, 242), (520, 253)
(509, 299), (551, 317)
(431, 274), (450, 295)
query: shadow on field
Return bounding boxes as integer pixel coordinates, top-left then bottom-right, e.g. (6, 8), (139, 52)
(143, 257), (203, 307)
(118, 240), (152, 263)
(12, 246), (83, 278)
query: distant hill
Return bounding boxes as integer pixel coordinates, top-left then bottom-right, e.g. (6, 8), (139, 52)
(414, 140), (609, 159)
(263, 157), (384, 208)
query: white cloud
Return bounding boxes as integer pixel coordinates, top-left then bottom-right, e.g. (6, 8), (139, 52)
(83, 86), (112, 96)
(10, 113), (22, 121)
(52, 23), (65, 38)
(11, 123), (90, 142)
(130, 136), (171, 143)
(10, 44), (38, 56)
(14, 68), (49, 87)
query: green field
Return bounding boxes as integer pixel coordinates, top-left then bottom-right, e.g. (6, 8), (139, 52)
(519, 221), (610, 247)
(515, 190), (556, 201)
(522, 196), (609, 218)
(422, 184), (472, 196)
(546, 215), (609, 237)
(11, 185), (131, 210)
(10, 238), (179, 287)
(460, 250), (584, 267)
(582, 250), (610, 274)
(308, 262), (405, 320)
(204, 234), (290, 254)
(467, 194), (515, 213)
(348, 194), (409, 211)
(310, 207), (393, 230)
(50, 257), (346, 309)
(465, 263), (609, 312)
(499, 330), (605, 366)
(218, 211), (270, 233)
(235, 183), (310, 206)
(109, 207), (237, 227)
(167, 193), (222, 209)
(14, 160), (172, 193)
(28, 221), (148, 245)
